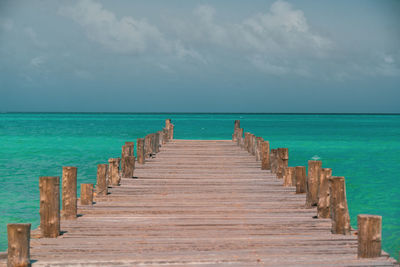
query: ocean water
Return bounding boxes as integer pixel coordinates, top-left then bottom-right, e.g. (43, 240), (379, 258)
(0, 113), (399, 260)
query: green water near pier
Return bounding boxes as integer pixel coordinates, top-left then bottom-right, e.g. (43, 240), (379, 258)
(0, 113), (399, 260)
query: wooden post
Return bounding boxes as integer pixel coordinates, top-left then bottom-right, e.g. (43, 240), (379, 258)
(255, 137), (263, 161)
(158, 130), (163, 148)
(169, 124), (174, 140)
(96, 164), (108, 196)
(239, 130), (245, 148)
(137, 138), (145, 164)
(261, 141), (270, 170)
(233, 121), (240, 142)
(61, 166), (77, 220)
(154, 132), (160, 153)
(283, 167), (295, 187)
(357, 215), (382, 258)
(144, 134), (152, 158)
(39, 176), (60, 238)
(277, 148), (288, 179)
(236, 128), (243, 146)
(165, 118), (171, 129)
(251, 134), (256, 155)
(108, 158), (121, 186)
(306, 160), (322, 208)
(244, 133), (249, 151)
(248, 134), (253, 154)
(122, 141), (133, 157)
(121, 144), (129, 176)
(126, 141), (134, 152)
(80, 184), (93, 205)
(270, 149), (277, 173)
(7, 223), (31, 267)
(330, 176), (351, 235)
(317, 168), (332, 218)
(295, 166), (306, 194)
(234, 120), (240, 130)
(162, 128), (168, 144)
(122, 156), (135, 178)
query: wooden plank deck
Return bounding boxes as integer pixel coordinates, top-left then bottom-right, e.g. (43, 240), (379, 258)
(3, 140), (398, 266)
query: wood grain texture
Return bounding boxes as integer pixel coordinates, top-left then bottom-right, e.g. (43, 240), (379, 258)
(7, 224), (31, 267)
(14, 140), (396, 266)
(61, 167), (77, 220)
(39, 176), (60, 238)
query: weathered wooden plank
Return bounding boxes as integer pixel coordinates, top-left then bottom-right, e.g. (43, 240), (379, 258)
(11, 139), (396, 267)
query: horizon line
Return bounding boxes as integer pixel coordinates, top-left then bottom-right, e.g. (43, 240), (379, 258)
(1, 112), (400, 115)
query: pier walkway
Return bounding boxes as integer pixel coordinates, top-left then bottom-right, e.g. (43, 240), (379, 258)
(9, 139), (396, 266)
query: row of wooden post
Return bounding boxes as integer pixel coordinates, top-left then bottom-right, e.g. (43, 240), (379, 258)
(233, 120), (385, 259)
(6, 119), (174, 267)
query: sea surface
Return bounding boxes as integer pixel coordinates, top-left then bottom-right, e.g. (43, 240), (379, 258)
(0, 113), (399, 260)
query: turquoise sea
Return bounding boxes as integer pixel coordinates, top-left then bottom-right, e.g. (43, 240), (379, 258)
(0, 113), (399, 260)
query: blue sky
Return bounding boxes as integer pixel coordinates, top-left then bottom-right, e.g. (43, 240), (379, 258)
(0, 0), (399, 112)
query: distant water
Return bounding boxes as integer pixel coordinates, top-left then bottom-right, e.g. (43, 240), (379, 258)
(0, 113), (399, 260)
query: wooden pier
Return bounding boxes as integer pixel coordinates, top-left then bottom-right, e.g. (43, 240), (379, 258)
(2, 120), (398, 266)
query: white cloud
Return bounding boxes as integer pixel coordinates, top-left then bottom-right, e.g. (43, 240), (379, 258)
(186, 1), (332, 76)
(174, 41), (206, 64)
(25, 27), (47, 48)
(58, 0), (399, 79)
(30, 56), (45, 68)
(59, 0), (166, 54)
(59, 0), (205, 64)
(240, 1), (332, 54)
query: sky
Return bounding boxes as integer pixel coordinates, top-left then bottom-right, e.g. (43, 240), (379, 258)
(0, 0), (399, 113)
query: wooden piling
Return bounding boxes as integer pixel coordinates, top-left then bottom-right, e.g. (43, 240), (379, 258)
(162, 128), (168, 144)
(250, 134), (256, 156)
(165, 118), (171, 129)
(255, 137), (263, 161)
(7, 223), (31, 267)
(158, 130), (163, 148)
(125, 141), (134, 153)
(277, 148), (289, 179)
(234, 120), (240, 130)
(270, 149), (278, 173)
(169, 124), (174, 140)
(39, 176), (60, 238)
(154, 132), (160, 153)
(108, 158), (121, 186)
(330, 176), (351, 235)
(295, 166), (306, 193)
(236, 128), (243, 146)
(80, 184), (93, 206)
(61, 166), (77, 220)
(317, 168), (332, 218)
(306, 160), (322, 208)
(122, 156), (135, 178)
(244, 133), (249, 151)
(358, 215), (382, 258)
(137, 138), (145, 164)
(261, 141), (270, 170)
(96, 164), (108, 196)
(283, 167), (295, 187)
(144, 134), (152, 158)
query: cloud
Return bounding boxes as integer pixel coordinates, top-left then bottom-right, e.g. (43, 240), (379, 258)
(239, 0), (332, 54)
(183, 2), (332, 76)
(58, 0), (399, 79)
(25, 27), (47, 48)
(59, 0), (166, 54)
(59, 0), (205, 64)
(30, 56), (45, 68)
